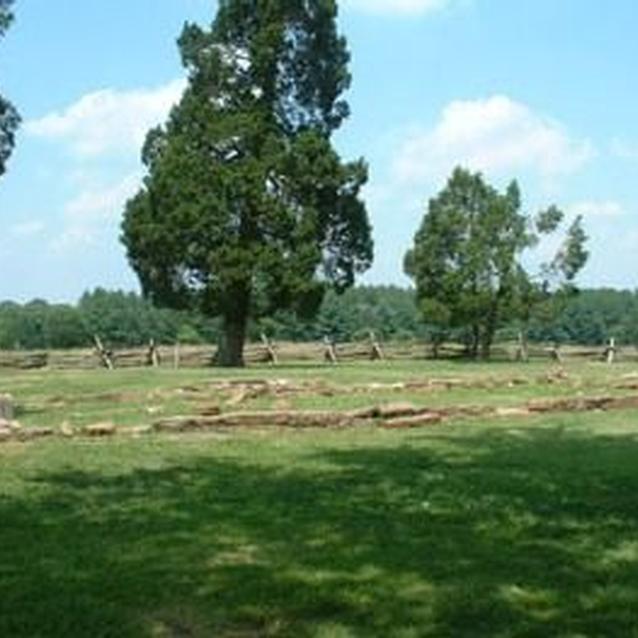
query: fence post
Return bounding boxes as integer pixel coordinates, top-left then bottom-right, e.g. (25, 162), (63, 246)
(369, 331), (385, 361)
(93, 335), (114, 370)
(324, 336), (338, 364)
(516, 330), (529, 362)
(147, 339), (160, 367)
(261, 333), (278, 366)
(550, 343), (563, 365)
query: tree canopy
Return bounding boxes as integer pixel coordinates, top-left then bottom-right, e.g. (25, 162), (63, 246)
(122, 0), (373, 366)
(404, 167), (589, 358)
(0, 0), (19, 179)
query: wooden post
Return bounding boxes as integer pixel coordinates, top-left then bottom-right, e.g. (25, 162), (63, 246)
(369, 331), (385, 361)
(147, 339), (160, 368)
(516, 330), (529, 362)
(261, 333), (278, 366)
(93, 335), (114, 370)
(173, 342), (181, 369)
(324, 336), (338, 365)
(550, 343), (563, 365)
(605, 338), (617, 365)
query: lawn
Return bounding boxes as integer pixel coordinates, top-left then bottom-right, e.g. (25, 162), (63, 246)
(1, 361), (638, 637)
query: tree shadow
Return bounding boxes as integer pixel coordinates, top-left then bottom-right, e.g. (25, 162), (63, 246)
(2, 426), (638, 637)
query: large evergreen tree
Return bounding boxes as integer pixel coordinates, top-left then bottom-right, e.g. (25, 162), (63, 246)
(122, 0), (373, 366)
(404, 167), (588, 358)
(0, 0), (19, 179)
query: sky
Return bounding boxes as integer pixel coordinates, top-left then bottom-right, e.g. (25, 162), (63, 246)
(0, 0), (637, 302)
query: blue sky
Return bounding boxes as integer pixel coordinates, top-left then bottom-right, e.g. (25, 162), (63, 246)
(0, 0), (637, 302)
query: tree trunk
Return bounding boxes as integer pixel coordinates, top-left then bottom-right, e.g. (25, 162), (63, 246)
(481, 301), (500, 360)
(468, 325), (480, 359)
(216, 315), (248, 367)
(480, 330), (493, 360)
(516, 330), (529, 362)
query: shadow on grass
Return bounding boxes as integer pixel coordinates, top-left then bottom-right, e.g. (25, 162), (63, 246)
(2, 426), (638, 637)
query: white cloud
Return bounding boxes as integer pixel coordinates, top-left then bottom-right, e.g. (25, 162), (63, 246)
(52, 173), (141, 251)
(392, 95), (595, 184)
(567, 200), (626, 219)
(26, 79), (185, 158)
(344, 0), (451, 15)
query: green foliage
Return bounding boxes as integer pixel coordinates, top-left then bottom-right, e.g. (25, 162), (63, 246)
(259, 285), (424, 343)
(122, 0), (372, 366)
(529, 288), (638, 346)
(0, 0), (19, 179)
(0, 0), (13, 35)
(555, 215), (589, 282)
(405, 168), (589, 358)
(0, 290), (219, 350)
(0, 300), (85, 350)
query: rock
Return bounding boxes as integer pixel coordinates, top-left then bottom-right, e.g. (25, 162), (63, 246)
(16, 427), (55, 441)
(608, 395), (638, 410)
(226, 388), (250, 406)
(0, 418), (21, 430)
(383, 413), (443, 429)
(0, 419), (23, 442)
(83, 422), (117, 437)
(527, 399), (564, 413)
(128, 425), (153, 437)
(347, 406), (381, 419)
(376, 403), (420, 419)
(155, 410), (355, 431)
(198, 404), (222, 417)
(60, 422), (76, 437)
(616, 381), (638, 390)
(154, 417), (205, 433)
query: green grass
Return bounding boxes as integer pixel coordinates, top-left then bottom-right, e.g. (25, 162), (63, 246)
(1, 362), (638, 636)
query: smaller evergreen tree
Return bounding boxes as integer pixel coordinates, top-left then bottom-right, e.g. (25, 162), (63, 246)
(404, 167), (589, 358)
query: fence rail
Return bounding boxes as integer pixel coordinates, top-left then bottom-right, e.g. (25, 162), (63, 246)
(0, 340), (636, 371)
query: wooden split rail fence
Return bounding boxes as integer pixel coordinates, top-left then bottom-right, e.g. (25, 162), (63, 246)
(0, 339), (636, 371)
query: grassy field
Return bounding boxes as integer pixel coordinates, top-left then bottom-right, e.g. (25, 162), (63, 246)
(1, 361), (638, 636)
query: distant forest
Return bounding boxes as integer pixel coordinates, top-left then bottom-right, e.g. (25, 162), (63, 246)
(0, 286), (636, 351)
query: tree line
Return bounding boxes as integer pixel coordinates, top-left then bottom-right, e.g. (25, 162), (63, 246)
(0, 286), (636, 351)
